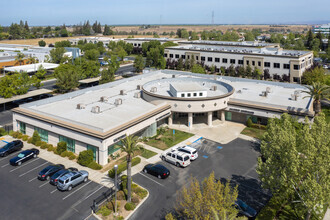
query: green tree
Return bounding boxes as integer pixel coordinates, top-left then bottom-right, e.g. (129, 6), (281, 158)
(27, 56), (38, 64)
(301, 82), (329, 114)
(133, 55), (145, 73)
(75, 58), (100, 79)
(0, 75), (17, 98)
(252, 67), (262, 79)
(315, 31), (323, 50)
(55, 40), (71, 48)
(35, 65), (46, 80)
(54, 64), (79, 93)
(84, 49), (100, 61)
(38, 40), (46, 47)
(115, 46), (127, 61)
(50, 47), (66, 64)
(177, 57), (184, 71)
(257, 113), (330, 220)
(31, 130), (41, 145)
(77, 150), (94, 166)
(175, 172), (239, 219)
(103, 24), (113, 35)
(15, 52), (25, 65)
(244, 31), (255, 41)
(191, 64), (206, 74)
(120, 135), (141, 202)
(246, 65), (252, 78)
(311, 39), (320, 52)
(306, 29), (314, 50)
(100, 56), (119, 84)
(301, 66), (329, 85)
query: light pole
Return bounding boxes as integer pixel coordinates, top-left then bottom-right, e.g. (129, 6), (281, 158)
(114, 164), (118, 216)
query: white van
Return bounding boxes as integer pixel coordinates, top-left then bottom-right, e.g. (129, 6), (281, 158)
(176, 146), (198, 161)
(161, 150), (191, 167)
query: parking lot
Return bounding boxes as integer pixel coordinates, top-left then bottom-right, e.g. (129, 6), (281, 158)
(129, 138), (271, 220)
(0, 144), (106, 220)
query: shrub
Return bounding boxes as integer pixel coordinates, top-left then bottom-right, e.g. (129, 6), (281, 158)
(97, 205), (111, 217)
(22, 135), (29, 141)
(56, 141), (67, 155)
(108, 157), (141, 178)
(11, 131), (19, 138)
(47, 145), (55, 152)
(17, 133), (23, 139)
(69, 155), (76, 160)
(87, 161), (102, 170)
(121, 175), (132, 190)
(60, 151), (69, 157)
(131, 195), (140, 204)
(40, 142), (48, 149)
(31, 130), (41, 144)
(116, 216), (124, 220)
(27, 137), (33, 144)
(133, 186), (148, 199)
(124, 202), (136, 211)
(106, 201), (114, 211)
(77, 150), (94, 166)
(116, 190), (126, 200)
(0, 128), (6, 136)
(66, 151), (75, 157)
(246, 118), (253, 127)
(9, 130), (14, 136)
(35, 140), (42, 147)
(251, 123), (267, 130)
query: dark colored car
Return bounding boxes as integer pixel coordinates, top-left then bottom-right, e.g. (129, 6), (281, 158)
(143, 164), (170, 179)
(50, 167), (78, 185)
(38, 164), (65, 181)
(235, 199), (257, 218)
(9, 148), (39, 166)
(0, 140), (23, 157)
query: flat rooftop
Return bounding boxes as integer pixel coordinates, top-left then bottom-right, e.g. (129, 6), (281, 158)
(179, 40), (279, 47)
(167, 44), (311, 57)
(125, 38), (182, 42)
(170, 82), (206, 92)
(4, 63), (59, 73)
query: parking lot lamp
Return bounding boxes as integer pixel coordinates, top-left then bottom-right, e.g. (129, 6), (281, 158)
(114, 164), (118, 216)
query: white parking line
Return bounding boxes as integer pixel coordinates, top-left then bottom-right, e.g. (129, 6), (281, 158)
(1, 163), (9, 168)
(19, 161), (49, 177)
(74, 185), (104, 205)
(62, 181), (92, 200)
(29, 177), (37, 182)
(50, 189), (58, 194)
(138, 172), (165, 187)
(0, 151), (23, 163)
(39, 181), (49, 188)
(10, 158), (40, 172)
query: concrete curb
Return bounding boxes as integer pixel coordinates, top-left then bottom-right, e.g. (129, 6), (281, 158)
(125, 183), (150, 220)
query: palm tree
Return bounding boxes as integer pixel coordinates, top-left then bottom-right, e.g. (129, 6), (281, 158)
(120, 135), (140, 202)
(302, 82), (329, 114)
(15, 52), (25, 66)
(27, 56), (38, 64)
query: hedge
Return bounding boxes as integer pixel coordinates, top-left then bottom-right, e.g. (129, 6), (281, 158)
(124, 202), (136, 211)
(87, 161), (102, 170)
(56, 141), (67, 155)
(77, 150), (93, 166)
(108, 157), (141, 178)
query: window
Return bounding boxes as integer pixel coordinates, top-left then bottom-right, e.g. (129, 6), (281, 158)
(294, 65), (300, 70)
(87, 145), (97, 161)
(193, 93), (197, 97)
(171, 154), (175, 158)
(246, 60), (249, 65)
(222, 58), (228, 63)
(258, 61), (261, 66)
(164, 53), (168, 57)
(215, 58), (220, 62)
(230, 59), (235, 64)
(167, 153), (171, 157)
(187, 93), (191, 97)
(175, 54), (179, 58)
(108, 141), (122, 155)
(59, 135), (75, 153)
(177, 156), (183, 161)
(283, 64), (290, 69)
(138, 44), (141, 47)
(238, 60), (243, 65)
(264, 62), (270, 67)
(199, 92), (203, 96)
(201, 56), (205, 61)
(181, 55), (185, 59)
(181, 93), (185, 97)
(19, 122), (26, 134)
(35, 127), (48, 143)
(169, 54), (173, 58)
(274, 63), (280, 68)
(208, 57), (212, 62)
(195, 56), (199, 61)
(134, 43), (137, 46)
(252, 61), (255, 66)
(187, 55), (190, 59)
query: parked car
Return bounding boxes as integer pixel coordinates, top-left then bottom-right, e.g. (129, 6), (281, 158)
(143, 164), (170, 179)
(38, 164), (65, 181)
(57, 171), (89, 191)
(50, 167), (78, 185)
(161, 149), (191, 167)
(9, 148), (39, 166)
(235, 199), (257, 218)
(175, 145), (198, 161)
(0, 140), (23, 157)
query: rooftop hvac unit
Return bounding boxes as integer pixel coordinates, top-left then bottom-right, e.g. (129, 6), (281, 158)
(291, 94), (298, 101)
(266, 87), (272, 93)
(294, 90), (300, 96)
(137, 85), (142, 90)
(100, 96), (108, 102)
(91, 106), (100, 113)
(115, 98), (122, 105)
(172, 75), (176, 78)
(150, 87), (157, 93)
(210, 85), (217, 91)
(76, 103), (86, 109)
(134, 92), (141, 98)
(261, 91), (268, 97)
(120, 90), (126, 95)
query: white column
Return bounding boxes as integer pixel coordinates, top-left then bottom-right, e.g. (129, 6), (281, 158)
(207, 111), (213, 126)
(221, 111), (225, 122)
(99, 142), (108, 166)
(188, 113), (193, 129)
(168, 114), (173, 126)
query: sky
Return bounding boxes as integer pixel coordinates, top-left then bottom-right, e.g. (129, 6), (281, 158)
(0, 0), (329, 26)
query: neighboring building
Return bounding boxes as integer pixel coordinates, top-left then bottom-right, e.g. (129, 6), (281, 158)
(178, 40), (280, 48)
(164, 44), (313, 83)
(13, 69), (313, 165)
(124, 38), (183, 48)
(3, 63), (59, 74)
(313, 23), (330, 35)
(68, 37), (120, 47)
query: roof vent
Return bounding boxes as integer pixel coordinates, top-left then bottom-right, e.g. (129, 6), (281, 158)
(150, 87), (157, 93)
(100, 96), (108, 102)
(261, 91), (268, 97)
(115, 98), (122, 105)
(210, 85), (217, 91)
(266, 87), (272, 93)
(120, 90), (126, 95)
(134, 92), (141, 98)
(91, 106), (100, 113)
(137, 85), (142, 90)
(172, 75), (176, 78)
(77, 103), (86, 109)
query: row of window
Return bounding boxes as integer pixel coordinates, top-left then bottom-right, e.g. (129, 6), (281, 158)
(180, 92), (203, 98)
(131, 43), (141, 47)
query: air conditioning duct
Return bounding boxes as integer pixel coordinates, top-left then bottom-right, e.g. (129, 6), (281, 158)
(100, 96), (108, 102)
(120, 90), (126, 95)
(137, 85), (142, 90)
(134, 92), (141, 98)
(115, 98), (122, 105)
(211, 85), (217, 91)
(91, 106), (100, 113)
(76, 103), (86, 109)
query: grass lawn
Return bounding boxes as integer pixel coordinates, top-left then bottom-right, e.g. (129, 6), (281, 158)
(144, 129), (194, 150)
(241, 127), (266, 140)
(134, 148), (157, 159)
